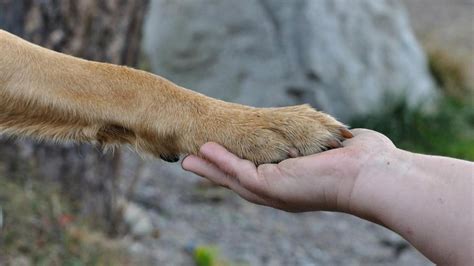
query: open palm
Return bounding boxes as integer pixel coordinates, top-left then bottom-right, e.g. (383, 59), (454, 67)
(182, 129), (395, 213)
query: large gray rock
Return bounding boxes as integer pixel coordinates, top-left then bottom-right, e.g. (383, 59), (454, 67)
(142, 0), (436, 121)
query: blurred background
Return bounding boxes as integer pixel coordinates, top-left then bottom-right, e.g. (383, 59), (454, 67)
(0, 0), (472, 265)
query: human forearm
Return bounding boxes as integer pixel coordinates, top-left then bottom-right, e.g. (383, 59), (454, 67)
(353, 149), (474, 265)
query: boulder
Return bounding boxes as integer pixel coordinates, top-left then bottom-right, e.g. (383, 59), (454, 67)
(142, 0), (436, 121)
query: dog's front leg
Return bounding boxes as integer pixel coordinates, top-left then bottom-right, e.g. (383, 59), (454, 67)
(0, 30), (201, 154)
(0, 29), (350, 164)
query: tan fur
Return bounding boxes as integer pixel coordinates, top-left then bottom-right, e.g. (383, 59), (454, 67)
(0, 29), (346, 164)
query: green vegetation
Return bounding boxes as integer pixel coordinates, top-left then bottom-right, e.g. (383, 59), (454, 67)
(193, 245), (247, 266)
(0, 178), (130, 266)
(351, 48), (473, 161)
(350, 97), (474, 160)
(194, 245), (221, 266)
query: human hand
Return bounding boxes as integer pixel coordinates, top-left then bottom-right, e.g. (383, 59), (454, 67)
(183, 129), (474, 265)
(182, 129), (396, 213)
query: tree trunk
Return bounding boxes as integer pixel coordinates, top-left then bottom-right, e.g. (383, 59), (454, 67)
(0, 0), (148, 235)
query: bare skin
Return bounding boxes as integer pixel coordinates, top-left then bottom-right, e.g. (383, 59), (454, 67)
(182, 129), (474, 265)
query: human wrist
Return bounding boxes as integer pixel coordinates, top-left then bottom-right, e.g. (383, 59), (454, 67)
(344, 146), (413, 225)
(354, 150), (473, 264)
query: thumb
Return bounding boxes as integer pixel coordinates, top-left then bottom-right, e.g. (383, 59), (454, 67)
(199, 142), (257, 181)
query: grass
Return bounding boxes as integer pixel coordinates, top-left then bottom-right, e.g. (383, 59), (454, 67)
(0, 178), (131, 266)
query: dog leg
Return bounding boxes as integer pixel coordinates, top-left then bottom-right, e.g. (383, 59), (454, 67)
(0, 30), (350, 164)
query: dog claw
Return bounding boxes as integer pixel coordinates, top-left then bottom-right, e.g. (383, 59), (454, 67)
(340, 128), (354, 139)
(288, 148), (299, 158)
(328, 139), (342, 148)
(160, 154), (180, 163)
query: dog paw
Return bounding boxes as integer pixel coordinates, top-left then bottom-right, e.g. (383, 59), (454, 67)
(192, 104), (352, 165)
